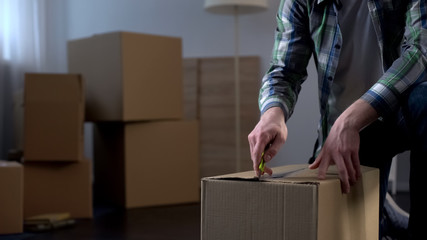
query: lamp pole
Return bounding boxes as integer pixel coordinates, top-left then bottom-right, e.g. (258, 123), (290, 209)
(204, 0), (268, 173)
(234, 6), (241, 172)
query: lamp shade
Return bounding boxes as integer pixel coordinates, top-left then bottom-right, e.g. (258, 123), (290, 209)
(204, 0), (268, 15)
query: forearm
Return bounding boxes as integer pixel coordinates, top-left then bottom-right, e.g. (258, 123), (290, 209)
(336, 99), (379, 132)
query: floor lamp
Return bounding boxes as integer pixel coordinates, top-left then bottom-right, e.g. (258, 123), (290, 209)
(204, 0), (268, 172)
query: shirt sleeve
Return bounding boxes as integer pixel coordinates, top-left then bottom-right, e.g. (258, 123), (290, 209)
(361, 0), (427, 117)
(258, 0), (312, 121)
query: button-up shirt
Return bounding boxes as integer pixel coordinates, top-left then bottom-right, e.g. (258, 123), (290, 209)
(259, 0), (427, 153)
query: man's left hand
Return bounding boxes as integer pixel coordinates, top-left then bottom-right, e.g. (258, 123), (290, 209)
(309, 99), (379, 193)
(309, 117), (362, 193)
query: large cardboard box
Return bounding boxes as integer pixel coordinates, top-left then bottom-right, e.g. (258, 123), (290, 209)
(94, 120), (199, 208)
(24, 73), (84, 162)
(68, 31), (183, 122)
(23, 160), (92, 219)
(0, 161), (23, 234)
(201, 164), (379, 240)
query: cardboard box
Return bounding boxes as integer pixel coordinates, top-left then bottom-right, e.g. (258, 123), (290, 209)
(201, 164), (379, 240)
(68, 31), (183, 122)
(24, 73), (84, 162)
(24, 160), (92, 219)
(0, 161), (23, 234)
(94, 120), (199, 208)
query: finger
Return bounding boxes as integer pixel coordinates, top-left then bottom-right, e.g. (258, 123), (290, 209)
(248, 135), (254, 157)
(344, 154), (356, 185)
(253, 161), (261, 178)
(264, 134), (285, 163)
(341, 178), (351, 194)
(252, 142), (267, 177)
(248, 132), (258, 157)
(334, 155), (350, 193)
(262, 149), (273, 164)
(352, 151), (362, 180)
(250, 141), (261, 163)
(264, 166), (273, 176)
(252, 153), (261, 177)
(317, 156), (329, 180)
(249, 144), (259, 176)
(249, 138), (260, 161)
(309, 153), (322, 170)
(248, 131), (260, 163)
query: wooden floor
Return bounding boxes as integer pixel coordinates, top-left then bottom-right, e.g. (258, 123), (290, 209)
(2, 203), (200, 240)
(2, 192), (410, 240)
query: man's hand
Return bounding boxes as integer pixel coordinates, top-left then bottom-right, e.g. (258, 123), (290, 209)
(309, 99), (378, 193)
(309, 115), (362, 193)
(248, 107), (288, 177)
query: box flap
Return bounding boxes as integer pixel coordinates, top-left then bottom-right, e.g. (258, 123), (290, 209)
(25, 74), (83, 103)
(203, 164), (375, 185)
(203, 164), (338, 185)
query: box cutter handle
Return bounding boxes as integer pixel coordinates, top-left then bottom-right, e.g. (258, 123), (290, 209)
(258, 152), (266, 174)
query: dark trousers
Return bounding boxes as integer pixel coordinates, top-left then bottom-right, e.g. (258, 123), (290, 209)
(359, 82), (427, 239)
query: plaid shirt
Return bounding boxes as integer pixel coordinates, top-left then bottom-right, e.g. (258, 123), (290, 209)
(259, 0), (427, 153)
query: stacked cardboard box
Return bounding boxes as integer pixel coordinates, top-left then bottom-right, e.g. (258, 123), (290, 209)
(24, 74), (84, 162)
(93, 121), (199, 208)
(23, 73), (92, 219)
(23, 161), (92, 218)
(68, 31), (200, 208)
(67, 31), (183, 122)
(0, 161), (23, 234)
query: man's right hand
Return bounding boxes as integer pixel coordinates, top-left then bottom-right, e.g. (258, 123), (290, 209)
(248, 107), (288, 177)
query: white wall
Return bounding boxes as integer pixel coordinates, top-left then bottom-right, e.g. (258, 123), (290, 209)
(52, 0), (320, 166)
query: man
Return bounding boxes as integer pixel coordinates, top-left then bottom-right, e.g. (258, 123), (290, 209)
(248, 0), (426, 239)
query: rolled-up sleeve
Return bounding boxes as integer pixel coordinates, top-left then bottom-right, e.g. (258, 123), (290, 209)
(259, 0), (313, 121)
(361, 0), (427, 117)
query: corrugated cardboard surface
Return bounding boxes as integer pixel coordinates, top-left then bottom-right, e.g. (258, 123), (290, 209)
(317, 166), (380, 239)
(23, 160), (92, 219)
(24, 73), (84, 161)
(68, 31), (183, 122)
(201, 164), (379, 240)
(94, 120), (200, 208)
(0, 161), (23, 234)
